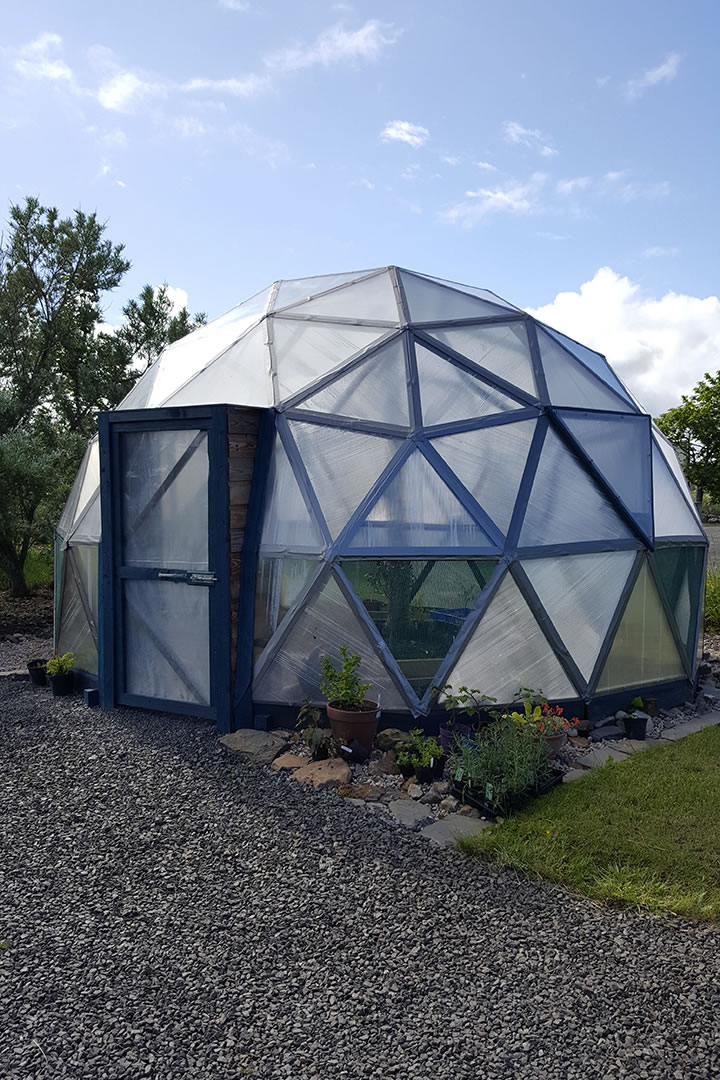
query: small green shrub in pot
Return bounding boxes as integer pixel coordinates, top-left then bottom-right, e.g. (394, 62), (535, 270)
(395, 728), (446, 781)
(321, 646), (378, 751)
(46, 652), (74, 698)
(450, 715), (553, 816)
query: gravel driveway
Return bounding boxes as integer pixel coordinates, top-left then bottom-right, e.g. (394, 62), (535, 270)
(1, 680), (719, 1080)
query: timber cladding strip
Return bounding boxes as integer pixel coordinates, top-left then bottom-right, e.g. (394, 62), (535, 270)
(227, 407), (261, 672)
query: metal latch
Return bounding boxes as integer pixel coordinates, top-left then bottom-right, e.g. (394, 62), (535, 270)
(157, 570), (188, 582)
(187, 572), (217, 586)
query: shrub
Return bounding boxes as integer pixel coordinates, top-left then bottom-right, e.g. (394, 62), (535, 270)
(705, 566), (720, 632)
(451, 716), (550, 815)
(47, 652), (74, 676)
(320, 646), (372, 710)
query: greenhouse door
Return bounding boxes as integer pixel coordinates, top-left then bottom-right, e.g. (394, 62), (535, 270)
(98, 407), (231, 729)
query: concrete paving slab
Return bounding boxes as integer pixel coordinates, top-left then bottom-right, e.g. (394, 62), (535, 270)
(577, 745), (628, 770)
(421, 815), (494, 848)
(659, 715), (720, 741)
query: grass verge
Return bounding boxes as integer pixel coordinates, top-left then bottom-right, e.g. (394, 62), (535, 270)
(0, 546), (54, 592)
(457, 725), (720, 921)
(705, 565), (720, 632)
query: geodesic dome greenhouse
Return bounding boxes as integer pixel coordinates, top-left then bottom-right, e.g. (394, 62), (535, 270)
(55, 266), (707, 730)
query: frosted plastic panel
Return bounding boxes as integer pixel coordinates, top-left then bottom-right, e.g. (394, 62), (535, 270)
(560, 412), (652, 537)
(443, 572), (577, 703)
(652, 445), (704, 538)
(653, 546), (705, 664)
(520, 427), (633, 547)
(116, 358), (162, 411)
(653, 429), (702, 524)
(543, 326), (636, 407)
(162, 323), (273, 409)
(73, 438), (99, 529)
(349, 451), (493, 550)
(537, 328), (631, 412)
(124, 579), (210, 704)
(54, 535), (65, 638)
(343, 559), (496, 696)
(420, 274), (520, 312)
(425, 323), (536, 397)
(72, 543), (99, 626)
(296, 338), (410, 426)
(284, 271), (399, 323)
(273, 272), (373, 311)
(57, 547), (98, 675)
(254, 556), (318, 660)
(253, 574), (408, 709)
(273, 319), (389, 402)
(432, 419), (536, 536)
(415, 344), (522, 427)
(72, 491), (101, 543)
(290, 422), (402, 539)
(597, 562), (686, 692)
(57, 440), (94, 539)
(400, 271), (509, 321)
(122, 429), (209, 570)
(523, 551), (636, 681)
(259, 435), (325, 553)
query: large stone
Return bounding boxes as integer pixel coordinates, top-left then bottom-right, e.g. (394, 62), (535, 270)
(589, 724), (624, 742)
(419, 790), (442, 805)
(290, 758), (352, 789)
(421, 815), (494, 848)
(375, 727), (410, 751)
(432, 781), (451, 796)
(219, 729), (289, 766)
(439, 796), (459, 813)
(407, 784), (423, 800)
(271, 753), (308, 771)
(568, 735), (589, 748)
(338, 783), (382, 801)
(368, 751), (400, 776)
(388, 800), (434, 828)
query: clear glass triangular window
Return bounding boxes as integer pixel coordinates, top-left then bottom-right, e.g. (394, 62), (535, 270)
(281, 270), (399, 323)
(273, 272), (374, 311)
(432, 419), (537, 536)
(342, 558), (497, 697)
(296, 337), (410, 426)
(522, 550), (636, 682)
(252, 573), (410, 709)
(536, 327), (632, 412)
(652, 444), (704, 539)
(347, 450), (494, 551)
(519, 427), (634, 547)
(596, 561), (686, 691)
(425, 323), (536, 397)
(652, 546), (705, 666)
(273, 319), (389, 402)
(399, 270), (509, 322)
(259, 435), (325, 554)
(442, 571), (578, 703)
(541, 325), (636, 407)
(415, 342), (523, 426)
(559, 411), (652, 539)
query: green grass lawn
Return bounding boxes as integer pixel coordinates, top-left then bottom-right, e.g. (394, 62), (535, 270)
(458, 725), (720, 921)
(0, 546), (54, 591)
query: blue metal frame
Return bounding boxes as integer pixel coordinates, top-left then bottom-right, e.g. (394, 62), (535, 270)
(525, 319), (549, 403)
(586, 551), (644, 695)
(538, 321), (639, 411)
(510, 561), (586, 697)
(412, 328), (538, 408)
(276, 414), (333, 549)
(421, 407), (542, 440)
(533, 322), (640, 414)
(278, 329), (404, 411)
(419, 441), (505, 549)
(398, 268), (521, 323)
(505, 416), (548, 554)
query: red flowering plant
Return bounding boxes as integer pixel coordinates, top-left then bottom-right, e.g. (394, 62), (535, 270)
(507, 688), (577, 736)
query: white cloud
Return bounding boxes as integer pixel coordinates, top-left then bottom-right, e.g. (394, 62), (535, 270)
(218, 0), (250, 10)
(596, 75), (611, 88)
(265, 20), (400, 73)
(440, 172), (546, 228)
(182, 74), (268, 97)
(442, 155), (460, 166)
(556, 176), (590, 196)
(528, 267), (720, 415)
(163, 285), (189, 315)
(174, 116), (207, 138)
(644, 246), (678, 258)
(116, 179), (126, 188)
(381, 120), (429, 148)
(99, 128), (128, 148)
(227, 122), (289, 168)
(475, 160), (497, 171)
(503, 120), (556, 157)
(97, 71), (166, 112)
(537, 231), (569, 241)
(14, 32), (72, 81)
(625, 53), (681, 100)
(553, 171), (670, 203)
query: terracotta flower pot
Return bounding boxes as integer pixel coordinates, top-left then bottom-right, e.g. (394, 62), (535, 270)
(544, 732), (567, 757)
(326, 701), (379, 752)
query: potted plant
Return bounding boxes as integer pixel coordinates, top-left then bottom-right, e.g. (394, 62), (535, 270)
(395, 729), (446, 782)
(296, 700), (339, 761)
(27, 658), (48, 687)
(434, 685), (497, 752)
(507, 688), (575, 756)
(624, 697), (649, 740)
(321, 646), (379, 752)
(46, 652), (74, 697)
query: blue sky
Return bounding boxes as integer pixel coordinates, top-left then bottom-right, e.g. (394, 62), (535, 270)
(2, 0), (719, 413)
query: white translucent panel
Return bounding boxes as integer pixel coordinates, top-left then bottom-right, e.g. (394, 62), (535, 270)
(283, 271), (399, 323)
(159, 323), (273, 409)
(652, 445), (704, 539)
(116, 358), (162, 411)
(523, 551), (636, 682)
(560, 412), (652, 537)
(425, 323), (536, 397)
(542, 325), (635, 406)
(259, 435), (325, 554)
(348, 451), (493, 550)
(419, 274), (520, 312)
(296, 337), (410, 426)
(653, 429), (702, 524)
(72, 491), (101, 543)
(273, 319), (388, 402)
(289, 421), (402, 539)
(432, 419), (536, 535)
(121, 429), (209, 570)
(443, 572), (577, 703)
(72, 543), (99, 625)
(415, 344), (523, 427)
(253, 573), (407, 709)
(273, 272), (376, 312)
(74, 437), (99, 528)
(400, 271), (509, 322)
(536, 328), (631, 412)
(520, 427), (633, 547)
(57, 439), (95, 539)
(597, 562), (686, 692)
(124, 580), (210, 704)
(57, 547), (98, 675)
(254, 557), (319, 659)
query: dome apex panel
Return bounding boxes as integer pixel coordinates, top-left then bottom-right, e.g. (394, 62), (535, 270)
(280, 270), (399, 323)
(399, 269), (512, 322)
(272, 271), (380, 312)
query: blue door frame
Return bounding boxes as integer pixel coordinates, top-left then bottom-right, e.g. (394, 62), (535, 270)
(98, 405), (232, 730)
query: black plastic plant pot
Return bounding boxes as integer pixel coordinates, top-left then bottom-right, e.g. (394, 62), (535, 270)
(48, 672), (74, 698)
(27, 659), (47, 687)
(450, 771), (563, 818)
(624, 715), (647, 740)
(414, 756), (447, 784)
(397, 760), (415, 779)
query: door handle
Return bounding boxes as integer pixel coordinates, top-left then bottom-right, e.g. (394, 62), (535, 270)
(187, 572), (217, 586)
(157, 570), (188, 582)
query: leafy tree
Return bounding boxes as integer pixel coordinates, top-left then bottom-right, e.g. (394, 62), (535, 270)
(114, 284), (206, 374)
(656, 372), (720, 513)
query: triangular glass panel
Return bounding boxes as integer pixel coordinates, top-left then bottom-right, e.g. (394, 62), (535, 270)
(442, 571), (578, 703)
(522, 551), (636, 682)
(259, 435), (325, 554)
(596, 561), (686, 691)
(342, 558), (497, 697)
(432, 419), (537, 536)
(652, 444), (704, 539)
(254, 556), (320, 661)
(541, 325), (636, 407)
(161, 323), (273, 408)
(400, 270), (510, 322)
(652, 546), (705, 665)
(273, 319), (389, 402)
(348, 450), (494, 550)
(273, 272), (376, 311)
(520, 427), (634, 547)
(558, 411), (652, 539)
(418, 273), (520, 312)
(296, 337), (410, 427)
(653, 430), (702, 525)
(289, 421), (402, 540)
(536, 327), (633, 412)
(415, 343), (523, 427)
(425, 323), (536, 397)
(282, 271), (399, 323)
(252, 573), (409, 709)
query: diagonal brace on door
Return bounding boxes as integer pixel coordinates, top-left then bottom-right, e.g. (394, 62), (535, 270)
(125, 591), (207, 704)
(127, 431), (206, 538)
